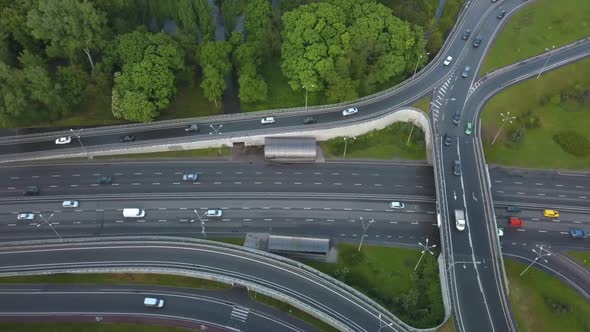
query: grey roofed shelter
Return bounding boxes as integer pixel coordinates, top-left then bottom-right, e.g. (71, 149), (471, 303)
(264, 137), (316, 162)
(268, 235), (330, 255)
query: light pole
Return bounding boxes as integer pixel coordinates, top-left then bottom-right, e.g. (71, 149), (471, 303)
(70, 129), (87, 157)
(343, 136), (356, 158)
(303, 84), (315, 111)
(413, 238), (436, 271)
(491, 111), (516, 145)
(406, 118), (416, 145)
(536, 45), (555, 79)
(37, 212), (63, 242)
(357, 216), (375, 252)
(412, 52), (430, 80)
(192, 210), (207, 238)
(520, 244), (551, 276)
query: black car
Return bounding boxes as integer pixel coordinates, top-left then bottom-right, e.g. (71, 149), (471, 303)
(444, 134), (452, 146)
(96, 176), (112, 184)
(473, 36), (482, 48)
(462, 29), (471, 40)
(23, 186), (40, 196)
(452, 112), (461, 125)
(303, 116), (318, 125)
(120, 135), (135, 142)
(185, 124), (199, 132)
(497, 10), (506, 19)
(453, 160), (462, 176)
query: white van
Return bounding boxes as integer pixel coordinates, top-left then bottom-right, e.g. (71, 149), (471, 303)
(123, 208), (145, 218)
(144, 297), (164, 308)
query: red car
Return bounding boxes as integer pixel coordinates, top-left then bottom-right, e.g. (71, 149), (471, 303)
(509, 217), (524, 228)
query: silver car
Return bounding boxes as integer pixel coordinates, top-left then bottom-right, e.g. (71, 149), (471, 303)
(342, 107), (359, 117)
(183, 173), (198, 181)
(62, 200), (79, 208)
(206, 209), (223, 218)
(17, 213), (35, 220)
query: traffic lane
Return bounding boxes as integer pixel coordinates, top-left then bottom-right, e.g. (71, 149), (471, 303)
(0, 162), (436, 197)
(490, 167), (590, 192)
(493, 192), (590, 209)
(0, 288), (301, 332)
(495, 209), (590, 229)
(452, 264), (494, 332)
(0, 243), (395, 332)
(501, 228), (590, 250)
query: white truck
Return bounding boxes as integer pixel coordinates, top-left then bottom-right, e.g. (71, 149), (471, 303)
(455, 209), (466, 231)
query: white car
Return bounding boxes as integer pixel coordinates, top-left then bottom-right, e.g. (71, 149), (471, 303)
(206, 209), (223, 218)
(144, 297), (164, 308)
(55, 136), (72, 145)
(389, 201), (405, 209)
(456, 219), (466, 231)
(62, 200), (79, 208)
(497, 228), (504, 237)
(443, 56), (453, 66)
(17, 213), (35, 220)
(342, 107), (358, 117)
(183, 173), (198, 181)
(261, 117), (275, 124)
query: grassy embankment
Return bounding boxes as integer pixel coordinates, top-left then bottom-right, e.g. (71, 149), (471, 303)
(481, 0), (590, 74)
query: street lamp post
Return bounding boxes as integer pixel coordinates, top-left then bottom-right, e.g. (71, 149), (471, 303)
(406, 118), (416, 145)
(70, 129), (87, 157)
(37, 212), (63, 242)
(192, 210), (207, 238)
(412, 53), (430, 80)
(491, 112), (516, 145)
(357, 217), (375, 252)
(343, 136), (356, 158)
(536, 45), (555, 79)
(303, 84), (315, 111)
(413, 238), (436, 271)
(520, 244), (551, 276)
(377, 313), (394, 332)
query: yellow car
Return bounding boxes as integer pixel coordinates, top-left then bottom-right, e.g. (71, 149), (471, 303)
(543, 209), (560, 218)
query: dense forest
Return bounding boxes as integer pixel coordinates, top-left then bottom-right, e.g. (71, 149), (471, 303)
(0, 0), (452, 127)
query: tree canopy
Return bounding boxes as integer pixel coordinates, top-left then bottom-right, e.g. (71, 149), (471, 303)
(281, 0), (426, 102)
(112, 30), (183, 122)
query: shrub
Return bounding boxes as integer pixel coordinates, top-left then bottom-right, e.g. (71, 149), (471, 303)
(550, 94), (561, 105)
(553, 130), (590, 156)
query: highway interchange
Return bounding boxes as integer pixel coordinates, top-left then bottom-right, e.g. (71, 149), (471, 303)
(1, 0), (590, 331)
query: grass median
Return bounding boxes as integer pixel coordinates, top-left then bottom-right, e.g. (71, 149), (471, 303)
(301, 243), (444, 328)
(481, 0), (590, 74)
(565, 251), (590, 269)
(505, 258), (590, 332)
(92, 147), (231, 160)
(0, 323), (191, 332)
(481, 57), (590, 170)
(320, 122), (427, 160)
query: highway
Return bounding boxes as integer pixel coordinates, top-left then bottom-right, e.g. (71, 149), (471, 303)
(0, 238), (413, 332)
(0, 284), (315, 331)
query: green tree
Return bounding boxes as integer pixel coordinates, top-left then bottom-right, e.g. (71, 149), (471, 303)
(112, 30), (183, 122)
(26, 0), (108, 70)
(244, 0), (272, 56)
(237, 64), (268, 103)
(281, 0), (426, 100)
(201, 64), (226, 107)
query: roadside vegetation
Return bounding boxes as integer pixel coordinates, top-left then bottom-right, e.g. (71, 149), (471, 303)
(412, 96), (431, 114)
(321, 122), (426, 160)
(0, 273), (230, 290)
(249, 291), (339, 332)
(0, 323), (191, 332)
(1, 0), (463, 129)
(481, 0), (590, 74)
(566, 251), (590, 270)
(301, 243), (444, 328)
(481, 57), (590, 170)
(93, 147), (231, 160)
(505, 259), (590, 332)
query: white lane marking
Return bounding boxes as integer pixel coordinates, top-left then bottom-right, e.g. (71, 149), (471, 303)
(537, 193), (546, 196)
(294, 182), (302, 185)
(133, 172), (143, 175)
(255, 172), (262, 175)
(535, 183), (543, 186)
(241, 207), (250, 210)
(314, 182), (322, 185)
(243, 219), (252, 222)
(115, 220), (124, 223)
(136, 220), (145, 223)
(306, 219), (314, 221)
(154, 172), (163, 175)
(496, 190), (504, 194)
(532, 218), (539, 221)
(172, 182), (181, 185)
(254, 182), (262, 185)
(70, 184), (78, 187)
(158, 208), (167, 210)
(304, 207), (311, 210)
(354, 184), (362, 186)
(364, 209), (373, 211)
(294, 172), (302, 175)
(131, 183), (141, 186)
(180, 219), (188, 222)
(579, 196), (588, 199)
(574, 221), (582, 224)
(235, 172), (243, 175)
(114, 173), (123, 175)
(72, 174), (80, 177)
(152, 183), (160, 185)
(234, 182), (242, 184)
(333, 183), (342, 186)
(7, 187), (15, 190)
(158, 220), (167, 222)
(262, 207), (271, 210)
(7, 224), (16, 227)
(517, 192), (525, 195)
(555, 184), (563, 187)
(514, 181), (523, 184)
(214, 182), (221, 185)
(90, 184), (98, 187)
(374, 184), (383, 187)
(275, 172), (283, 175)
(494, 180), (502, 183)
(327, 219), (335, 222)
(274, 182), (282, 185)
(51, 175), (61, 178)
(314, 172), (321, 175)
(426, 211), (435, 214)
(180, 208), (187, 210)
(538, 230), (547, 233)
(323, 208), (332, 210)
(344, 208), (352, 211)
(558, 194), (566, 198)
(9, 177), (19, 179)
(352, 173), (359, 176)
(416, 185), (424, 188)
(264, 219), (272, 221)
(96, 209), (104, 212)
(282, 207), (291, 210)
(389, 221), (398, 224)
(331, 173), (340, 175)
(112, 184), (120, 186)
(576, 185), (584, 189)
(517, 229), (526, 232)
